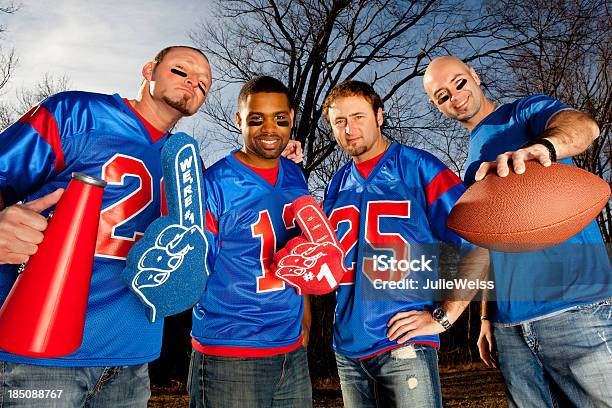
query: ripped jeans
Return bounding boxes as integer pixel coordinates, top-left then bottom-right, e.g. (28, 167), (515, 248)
(494, 298), (612, 408)
(335, 344), (441, 408)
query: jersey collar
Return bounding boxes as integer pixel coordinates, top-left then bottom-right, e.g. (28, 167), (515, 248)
(225, 150), (286, 190)
(350, 142), (398, 184)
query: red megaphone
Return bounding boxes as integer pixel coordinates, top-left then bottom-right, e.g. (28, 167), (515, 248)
(0, 172), (106, 357)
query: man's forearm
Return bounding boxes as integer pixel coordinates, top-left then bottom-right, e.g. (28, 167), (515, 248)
(442, 247), (490, 324)
(302, 294), (312, 334)
(480, 299), (489, 320)
(542, 110), (600, 160)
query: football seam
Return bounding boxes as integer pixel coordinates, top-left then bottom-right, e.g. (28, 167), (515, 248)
(449, 194), (609, 237)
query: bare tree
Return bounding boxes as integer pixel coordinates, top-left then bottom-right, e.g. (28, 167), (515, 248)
(14, 72), (72, 113)
(0, 2), (20, 128)
(0, 73), (72, 131)
(190, 0), (539, 194)
(0, 46), (15, 91)
(0, 2), (19, 88)
(488, 0), (612, 240)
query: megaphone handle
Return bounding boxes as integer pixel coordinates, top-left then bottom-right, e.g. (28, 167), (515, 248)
(16, 210), (54, 276)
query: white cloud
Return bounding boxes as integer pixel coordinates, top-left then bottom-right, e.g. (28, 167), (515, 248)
(1, 1), (236, 161)
(3, 0), (209, 97)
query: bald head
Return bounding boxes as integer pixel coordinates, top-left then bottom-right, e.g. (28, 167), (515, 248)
(421, 55), (493, 129)
(423, 56), (472, 96)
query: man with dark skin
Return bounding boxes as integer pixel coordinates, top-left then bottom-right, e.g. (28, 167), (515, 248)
(188, 76), (312, 408)
(0, 48), (303, 408)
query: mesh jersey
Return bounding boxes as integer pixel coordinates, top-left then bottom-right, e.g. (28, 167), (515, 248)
(323, 142), (468, 358)
(466, 94), (612, 324)
(191, 153), (309, 355)
(0, 91), (167, 366)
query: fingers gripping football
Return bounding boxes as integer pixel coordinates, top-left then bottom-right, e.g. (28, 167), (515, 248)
(272, 196), (346, 295)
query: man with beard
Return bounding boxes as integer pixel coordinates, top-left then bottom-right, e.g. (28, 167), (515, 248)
(0, 46), (212, 407)
(423, 56), (612, 407)
(321, 80), (488, 407)
(188, 76), (312, 408)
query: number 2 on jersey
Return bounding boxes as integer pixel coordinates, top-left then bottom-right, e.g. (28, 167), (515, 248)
(94, 154), (153, 259)
(328, 200), (411, 284)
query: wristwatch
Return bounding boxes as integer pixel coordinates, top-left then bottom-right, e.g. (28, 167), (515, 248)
(520, 138), (557, 162)
(432, 307), (452, 331)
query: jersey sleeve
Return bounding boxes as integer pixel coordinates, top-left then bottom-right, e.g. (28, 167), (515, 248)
(517, 94), (572, 139)
(418, 151), (475, 254)
(203, 176), (222, 273)
(0, 96), (67, 206)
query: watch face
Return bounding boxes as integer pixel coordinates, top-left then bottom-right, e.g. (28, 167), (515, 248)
(433, 308), (444, 320)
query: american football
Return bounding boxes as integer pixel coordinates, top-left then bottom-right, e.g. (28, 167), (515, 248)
(448, 161), (611, 252)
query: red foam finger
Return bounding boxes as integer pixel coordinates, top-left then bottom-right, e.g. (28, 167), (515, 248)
(291, 196), (340, 246)
(274, 240), (347, 295)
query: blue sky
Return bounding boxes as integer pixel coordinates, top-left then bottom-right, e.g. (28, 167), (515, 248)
(0, 1), (220, 156)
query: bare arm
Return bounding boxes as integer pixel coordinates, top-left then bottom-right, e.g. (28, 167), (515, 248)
(475, 110), (599, 180)
(387, 247), (490, 343)
(301, 294), (312, 347)
(541, 109), (599, 159)
(476, 293), (498, 368)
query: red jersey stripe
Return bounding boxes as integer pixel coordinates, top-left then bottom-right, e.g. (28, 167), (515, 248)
(160, 179), (168, 216)
(191, 336), (302, 358)
(425, 168), (461, 206)
(19, 105), (65, 173)
(206, 210), (219, 235)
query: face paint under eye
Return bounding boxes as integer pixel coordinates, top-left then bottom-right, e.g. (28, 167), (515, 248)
(437, 95), (449, 105)
(456, 78), (467, 90)
(277, 120), (290, 127)
(248, 120), (263, 126)
(171, 68), (187, 77)
(197, 84), (206, 95)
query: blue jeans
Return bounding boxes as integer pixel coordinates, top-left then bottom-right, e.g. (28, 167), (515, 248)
(0, 362), (150, 407)
(335, 344), (442, 408)
(494, 299), (612, 408)
(188, 347), (312, 408)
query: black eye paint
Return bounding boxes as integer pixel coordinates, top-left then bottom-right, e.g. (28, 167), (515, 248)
(277, 121), (290, 127)
(248, 120), (263, 126)
(171, 68), (187, 77)
(198, 84), (206, 95)
(456, 78), (467, 90)
(437, 95), (449, 105)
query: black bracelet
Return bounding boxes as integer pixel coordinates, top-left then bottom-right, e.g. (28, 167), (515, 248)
(520, 138), (557, 162)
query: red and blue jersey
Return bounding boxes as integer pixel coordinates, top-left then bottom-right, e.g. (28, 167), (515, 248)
(0, 91), (167, 366)
(466, 94), (612, 325)
(191, 153), (309, 357)
(323, 142), (468, 359)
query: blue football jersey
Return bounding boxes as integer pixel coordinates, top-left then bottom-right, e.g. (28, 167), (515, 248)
(191, 154), (310, 355)
(0, 91), (167, 366)
(466, 94), (612, 325)
(323, 142), (468, 359)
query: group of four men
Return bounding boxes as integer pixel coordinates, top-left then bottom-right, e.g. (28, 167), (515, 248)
(0, 45), (610, 408)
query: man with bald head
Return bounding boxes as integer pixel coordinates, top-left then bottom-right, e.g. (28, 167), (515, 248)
(0, 45), (215, 407)
(423, 56), (612, 407)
